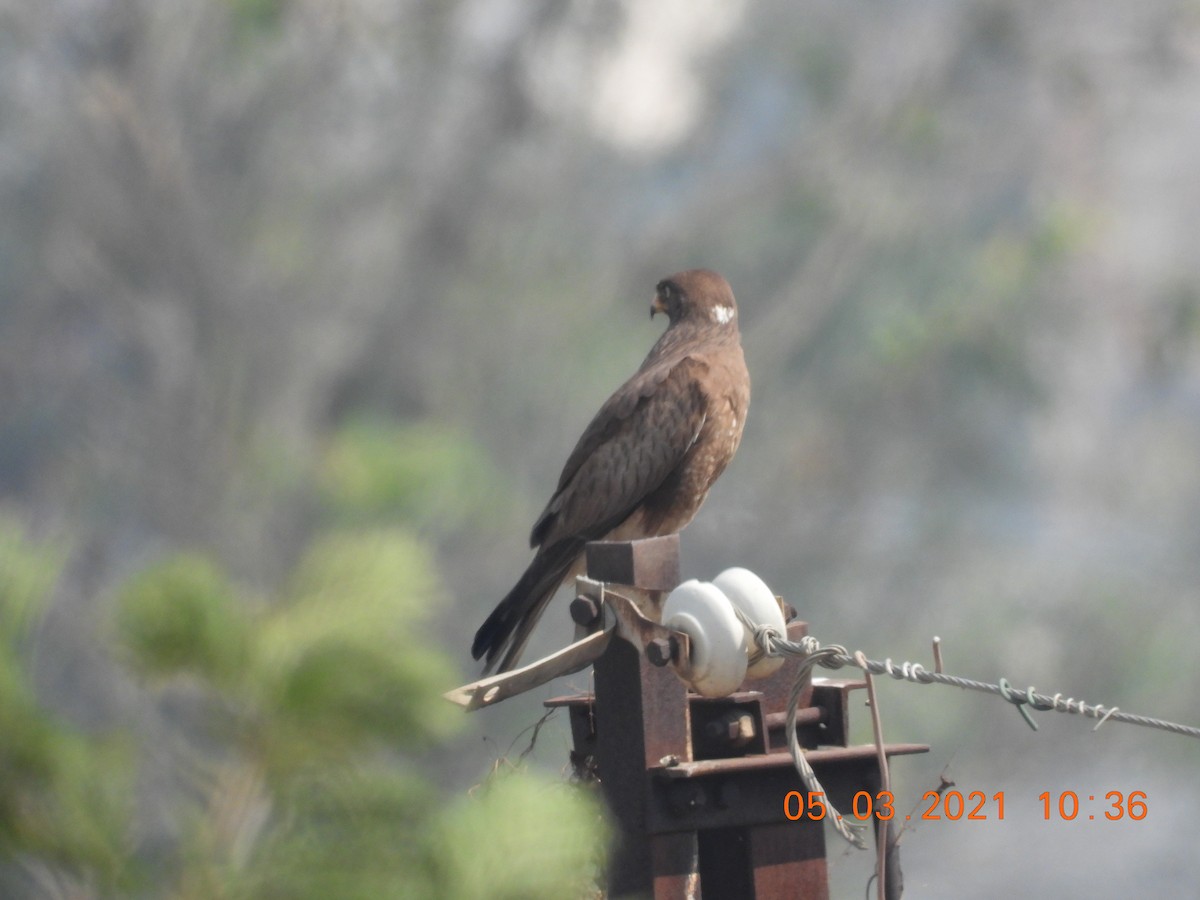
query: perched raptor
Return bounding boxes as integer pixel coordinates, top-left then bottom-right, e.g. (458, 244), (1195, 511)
(472, 269), (751, 674)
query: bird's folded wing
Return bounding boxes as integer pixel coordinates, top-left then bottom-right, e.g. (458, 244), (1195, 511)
(531, 357), (710, 549)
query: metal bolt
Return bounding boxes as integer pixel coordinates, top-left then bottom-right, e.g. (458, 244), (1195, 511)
(645, 636), (677, 667)
(569, 595), (600, 626)
(732, 713), (755, 744)
(703, 712), (757, 747)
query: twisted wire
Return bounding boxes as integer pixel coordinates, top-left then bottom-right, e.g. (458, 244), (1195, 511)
(744, 616), (1200, 740)
(779, 637), (868, 848)
(733, 610), (1200, 849)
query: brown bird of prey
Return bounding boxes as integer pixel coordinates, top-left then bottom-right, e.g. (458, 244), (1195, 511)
(472, 269), (750, 674)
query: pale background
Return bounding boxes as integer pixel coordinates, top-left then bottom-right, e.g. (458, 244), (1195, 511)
(4, 1), (1199, 896)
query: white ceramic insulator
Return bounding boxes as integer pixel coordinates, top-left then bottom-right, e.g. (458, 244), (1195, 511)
(713, 567), (787, 679)
(661, 579), (748, 698)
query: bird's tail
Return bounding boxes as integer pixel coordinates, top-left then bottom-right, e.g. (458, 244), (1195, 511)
(472, 539), (584, 675)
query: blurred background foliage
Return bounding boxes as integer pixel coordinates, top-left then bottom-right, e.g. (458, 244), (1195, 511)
(2, 0), (1200, 896)
(0, 517), (605, 898)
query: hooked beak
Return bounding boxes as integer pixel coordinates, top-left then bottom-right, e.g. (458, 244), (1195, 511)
(650, 293), (668, 319)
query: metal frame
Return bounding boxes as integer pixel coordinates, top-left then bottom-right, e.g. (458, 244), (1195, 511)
(546, 535), (927, 899)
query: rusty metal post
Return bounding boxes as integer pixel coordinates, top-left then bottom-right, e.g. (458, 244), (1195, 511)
(585, 536), (699, 898)
(549, 536), (927, 900)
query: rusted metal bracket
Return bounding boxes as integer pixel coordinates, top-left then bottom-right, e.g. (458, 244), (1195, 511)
(445, 535), (692, 711)
(447, 534), (927, 898)
(443, 628), (612, 710)
(442, 575), (695, 711)
(552, 535), (926, 899)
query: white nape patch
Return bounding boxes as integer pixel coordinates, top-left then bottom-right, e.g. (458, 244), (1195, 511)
(711, 305), (735, 325)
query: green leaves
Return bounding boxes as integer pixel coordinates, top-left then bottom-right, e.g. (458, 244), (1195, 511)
(0, 521), (133, 893)
(116, 554), (250, 685)
(259, 529), (459, 755)
(101, 525), (605, 897)
(429, 774), (607, 900)
(0, 519), (65, 645)
(114, 528), (459, 762)
(0, 507), (606, 898)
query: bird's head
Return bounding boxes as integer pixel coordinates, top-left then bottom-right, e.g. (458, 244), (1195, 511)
(652, 269), (738, 329)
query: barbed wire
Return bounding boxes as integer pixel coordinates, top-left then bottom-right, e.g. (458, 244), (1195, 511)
(736, 609), (1200, 852)
(743, 617), (1200, 740)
